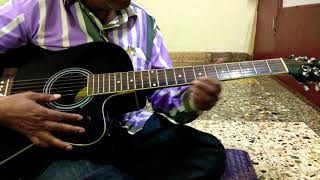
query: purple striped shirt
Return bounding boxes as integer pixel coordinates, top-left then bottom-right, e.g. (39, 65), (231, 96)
(0, 0), (198, 134)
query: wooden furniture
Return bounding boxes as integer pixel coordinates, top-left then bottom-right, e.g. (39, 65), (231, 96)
(254, 0), (320, 107)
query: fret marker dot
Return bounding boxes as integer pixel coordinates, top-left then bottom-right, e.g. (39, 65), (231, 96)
(117, 81), (120, 84)
(153, 83), (157, 86)
(151, 70), (154, 73)
(0, 81), (4, 84)
(199, 73), (202, 76)
(178, 75), (182, 78)
(130, 79), (133, 82)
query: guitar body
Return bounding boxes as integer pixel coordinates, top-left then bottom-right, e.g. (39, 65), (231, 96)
(0, 42), (147, 178)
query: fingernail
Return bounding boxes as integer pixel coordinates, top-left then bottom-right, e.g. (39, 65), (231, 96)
(53, 94), (61, 99)
(78, 128), (85, 133)
(77, 115), (83, 120)
(65, 145), (73, 151)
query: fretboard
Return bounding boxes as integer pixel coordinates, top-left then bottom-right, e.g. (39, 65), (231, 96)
(87, 58), (288, 96)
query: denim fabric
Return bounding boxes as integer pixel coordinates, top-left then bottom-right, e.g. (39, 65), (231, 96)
(36, 160), (132, 180)
(33, 113), (225, 180)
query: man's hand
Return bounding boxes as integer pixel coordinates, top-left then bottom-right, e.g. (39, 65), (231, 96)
(189, 77), (222, 111)
(188, 58), (224, 111)
(0, 92), (84, 150)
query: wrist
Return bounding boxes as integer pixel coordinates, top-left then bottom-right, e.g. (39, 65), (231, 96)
(182, 89), (201, 113)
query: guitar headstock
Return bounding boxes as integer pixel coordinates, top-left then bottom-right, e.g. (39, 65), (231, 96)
(285, 55), (320, 91)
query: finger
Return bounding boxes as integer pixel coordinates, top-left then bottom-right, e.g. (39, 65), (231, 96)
(28, 135), (49, 148)
(42, 121), (85, 133)
(191, 78), (221, 96)
(33, 131), (73, 151)
(26, 92), (61, 102)
(215, 58), (225, 64)
(194, 91), (218, 110)
(42, 108), (83, 122)
(191, 92), (215, 111)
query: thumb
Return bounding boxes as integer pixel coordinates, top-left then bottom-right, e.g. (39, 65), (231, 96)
(215, 58), (225, 64)
(27, 92), (61, 102)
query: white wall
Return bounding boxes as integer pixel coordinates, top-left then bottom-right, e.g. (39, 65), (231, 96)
(137, 0), (258, 54)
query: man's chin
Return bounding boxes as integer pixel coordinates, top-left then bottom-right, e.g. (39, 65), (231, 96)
(118, 0), (131, 10)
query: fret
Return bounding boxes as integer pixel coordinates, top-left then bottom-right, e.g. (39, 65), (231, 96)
(265, 61), (272, 74)
(108, 74), (111, 93)
(253, 61), (272, 75)
(157, 69), (167, 86)
(134, 71), (143, 89)
(203, 66), (207, 77)
(215, 64), (230, 80)
(213, 65), (220, 80)
(156, 70), (159, 87)
(115, 73), (121, 91)
(174, 68), (186, 84)
(239, 61), (256, 77)
(173, 69), (177, 84)
(128, 71), (135, 90)
(142, 70), (151, 88)
(121, 72), (128, 90)
(226, 63), (243, 78)
(102, 74), (105, 93)
(109, 73), (115, 92)
(165, 69), (176, 85)
(204, 65), (218, 79)
(194, 65), (206, 79)
(98, 74), (103, 94)
(97, 74), (100, 94)
(103, 74), (110, 93)
(127, 72), (129, 90)
(148, 71), (151, 87)
(267, 59), (288, 74)
(193, 67), (196, 80)
(93, 74), (99, 94)
(87, 75), (93, 95)
(164, 69), (168, 85)
(238, 63), (244, 76)
(251, 62), (258, 75)
(182, 68), (187, 83)
(149, 70), (159, 87)
(184, 67), (196, 83)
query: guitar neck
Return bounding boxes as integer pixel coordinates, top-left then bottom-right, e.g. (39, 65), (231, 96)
(87, 58), (288, 96)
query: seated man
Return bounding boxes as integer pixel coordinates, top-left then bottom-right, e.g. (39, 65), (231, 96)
(0, 0), (226, 179)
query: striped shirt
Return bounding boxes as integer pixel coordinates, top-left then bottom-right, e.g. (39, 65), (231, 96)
(0, 0), (200, 134)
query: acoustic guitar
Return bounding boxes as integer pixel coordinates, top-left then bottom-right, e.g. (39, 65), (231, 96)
(0, 42), (318, 178)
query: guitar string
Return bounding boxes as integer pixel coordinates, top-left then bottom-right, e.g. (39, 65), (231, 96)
(8, 64), (293, 96)
(7, 59), (297, 85)
(9, 62), (290, 88)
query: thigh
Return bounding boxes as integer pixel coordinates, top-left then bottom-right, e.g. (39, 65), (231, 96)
(35, 160), (132, 180)
(114, 113), (226, 180)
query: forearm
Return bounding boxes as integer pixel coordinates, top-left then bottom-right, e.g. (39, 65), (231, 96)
(149, 86), (201, 124)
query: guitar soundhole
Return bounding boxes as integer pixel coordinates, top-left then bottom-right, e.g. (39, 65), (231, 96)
(51, 73), (86, 104)
(44, 68), (93, 111)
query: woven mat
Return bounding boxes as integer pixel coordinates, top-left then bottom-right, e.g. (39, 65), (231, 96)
(221, 149), (258, 180)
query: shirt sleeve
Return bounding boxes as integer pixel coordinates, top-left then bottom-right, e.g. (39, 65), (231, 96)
(147, 28), (202, 124)
(0, 0), (34, 54)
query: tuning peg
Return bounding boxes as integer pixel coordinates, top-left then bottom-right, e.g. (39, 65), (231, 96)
(289, 54), (295, 59)
(303, 84), (310, 91)
(313, 67), (320, 76)
(315, 83), (320, 92)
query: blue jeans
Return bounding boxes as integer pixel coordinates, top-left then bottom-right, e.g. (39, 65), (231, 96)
(33, 113), (225, 180)
(36, 160), (131, 180)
